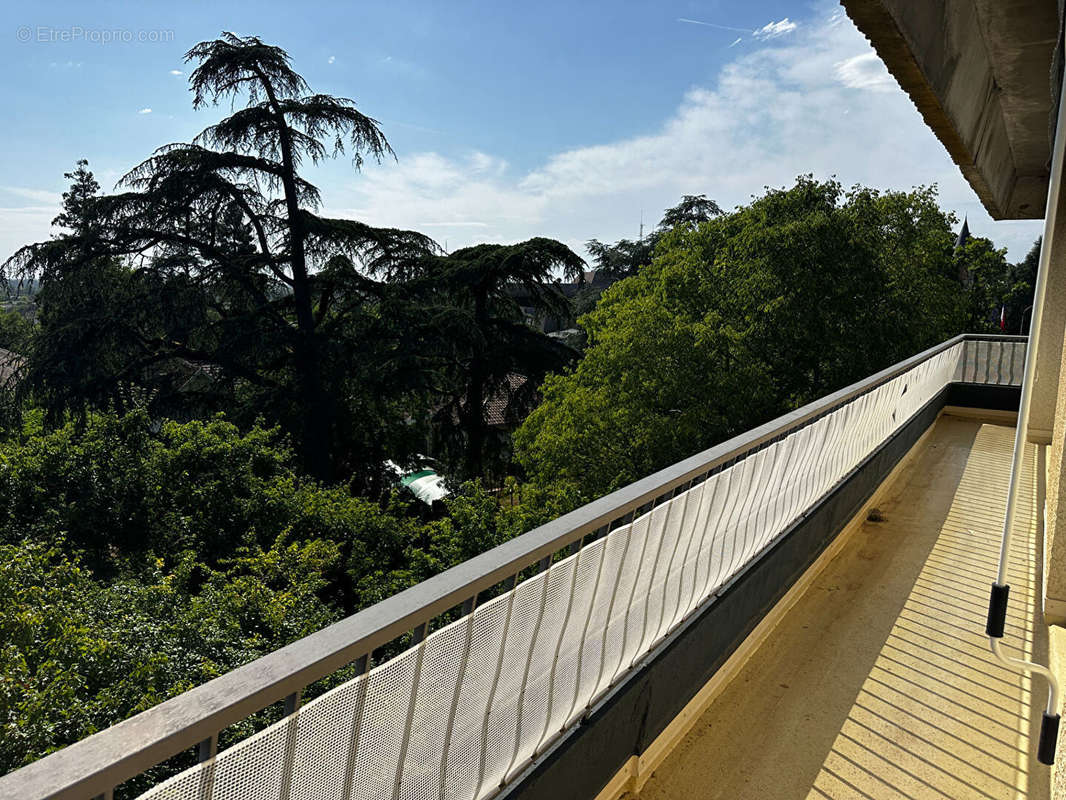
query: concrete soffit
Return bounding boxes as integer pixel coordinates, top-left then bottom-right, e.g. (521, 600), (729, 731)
(840, 0), (1058, 220)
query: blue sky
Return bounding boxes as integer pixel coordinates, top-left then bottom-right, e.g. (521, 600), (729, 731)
(0, 0), (1044, 262)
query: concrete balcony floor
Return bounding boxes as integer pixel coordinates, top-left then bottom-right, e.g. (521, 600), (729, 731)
(634, 414), (1051, 800)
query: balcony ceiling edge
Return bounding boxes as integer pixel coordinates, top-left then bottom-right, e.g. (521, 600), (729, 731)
(840, 0), (1058, 220)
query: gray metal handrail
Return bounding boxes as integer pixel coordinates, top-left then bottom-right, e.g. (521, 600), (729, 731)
(0, 332), (1024, 800)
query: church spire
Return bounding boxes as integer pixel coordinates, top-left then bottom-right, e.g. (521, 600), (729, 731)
(954, 216), (971, 250)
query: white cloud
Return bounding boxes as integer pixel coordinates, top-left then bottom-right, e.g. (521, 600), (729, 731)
(418, 221), (489, 228)
(328, 55), (336, 64)
(169, 69), (183, 76)
(0, 1), (1042, 265)
(753, 18), (798, 40)
(0, 206), (58, 263)
(322, 1), (1040, 260)
(729, 37), (743, 48)
(0, 186), (62, 205)
(835, 52), (895, 92)
(138, 107), (152, 114)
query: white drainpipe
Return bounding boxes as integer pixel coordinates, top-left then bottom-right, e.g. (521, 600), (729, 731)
(986, 72), (1066, 766)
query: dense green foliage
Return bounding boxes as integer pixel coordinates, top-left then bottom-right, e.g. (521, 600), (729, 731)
(0, 310), (30, 352)
(516, 179), (983, 496)
(0, 410), (584, 779)
(0, 33), (1043, 794)
(413, 239), (584, 479)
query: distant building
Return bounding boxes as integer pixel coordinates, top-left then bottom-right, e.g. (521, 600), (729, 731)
(954, 216), (971, 251)
(509, 269), (616, 333)
(0, 347), (23, 388)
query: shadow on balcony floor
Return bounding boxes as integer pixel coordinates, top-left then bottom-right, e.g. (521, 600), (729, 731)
(634, 415), (1050, 800)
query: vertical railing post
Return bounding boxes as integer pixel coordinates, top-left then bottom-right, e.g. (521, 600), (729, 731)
(717, 455), (756, 584)
(648, 487), (691, 654)
(562, 528), (609, 729)
(502, 560), (553, 782)
(684, 471), (720, 613)
(474, 574), (518, 797)
(340, 654), (372, 800)
(609, 509), (655, 685)
(590, 515), (634, 701)
(279, 689), (303, 800)
(631, 495), (679, 668)
(438, 596), (478, 798)
(197, 734), (217, 800)
(536, 535), (587, 752)
(668, 478), (704, 631)
(705, 461), (741, 596)
(735, 444), (781, 568)
(392, 623), (428, 800)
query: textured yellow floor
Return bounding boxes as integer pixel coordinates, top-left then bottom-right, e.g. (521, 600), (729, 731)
(636, 416), (1051, 800)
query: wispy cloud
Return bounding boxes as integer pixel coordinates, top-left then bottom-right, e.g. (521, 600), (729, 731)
(138, 107), (152, 114)
(677, 18), (751, 33)
(0, 186), (62, 205)
(169, 69), (183, 76)
(753, 18), (798, 40)
(328, 55), (336, 64)
(0, 195), (61, 261)
(329, 3), (1039, 260)
(679, 16), (799, 44)
(417, 221), (489, 228)
(834, 52), (895, 91)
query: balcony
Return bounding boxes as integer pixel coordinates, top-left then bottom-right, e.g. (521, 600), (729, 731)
(0, 334), (1047, 800)
(633, 414), (1047, 800)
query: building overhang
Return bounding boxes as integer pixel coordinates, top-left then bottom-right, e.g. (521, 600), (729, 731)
(841, 0), (1059, 219)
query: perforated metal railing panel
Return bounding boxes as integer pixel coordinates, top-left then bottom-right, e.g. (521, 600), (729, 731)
(955, 337), (1026, 384)
(138, 343), (969, 800)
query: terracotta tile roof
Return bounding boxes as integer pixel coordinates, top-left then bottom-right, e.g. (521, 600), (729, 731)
(484, 373), (527, 428)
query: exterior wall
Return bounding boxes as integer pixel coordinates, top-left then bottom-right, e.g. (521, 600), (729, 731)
(1041, 191), (1066, 624)
(1032, 189), (1066, 445)
(1050, 626), (1066, 798)
(1044, 328), (1066, 621)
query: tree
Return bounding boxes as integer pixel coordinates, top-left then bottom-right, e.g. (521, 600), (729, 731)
(0, 310), (30, 352)
(0, 538), (338, 794)
(5, 35), (437, 481)
(1004, 238), (1040, 334)
(954, 236), (1011, 332)
(657, 194), (723, 231)
(52, 160), (101, 236)
(516, 177), (967, 497)
(584, 236), (656, 283)
(11, 161), (158, 420)
(415, 238), (584, 479)
(585, 194), (723, 283)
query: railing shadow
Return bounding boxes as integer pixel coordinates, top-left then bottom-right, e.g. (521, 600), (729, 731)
(640, 416), (1052, 800)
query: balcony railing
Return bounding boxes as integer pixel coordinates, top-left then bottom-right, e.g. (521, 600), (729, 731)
(0, 334), (1025, 800)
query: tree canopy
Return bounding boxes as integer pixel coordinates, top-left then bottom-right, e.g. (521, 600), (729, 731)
(584, 194), (724, 284)
(4, 35), (440, 482)
(412, 238), (584, 478)
(0, 31), (1043, 796)
(516, 177), (971, 496)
